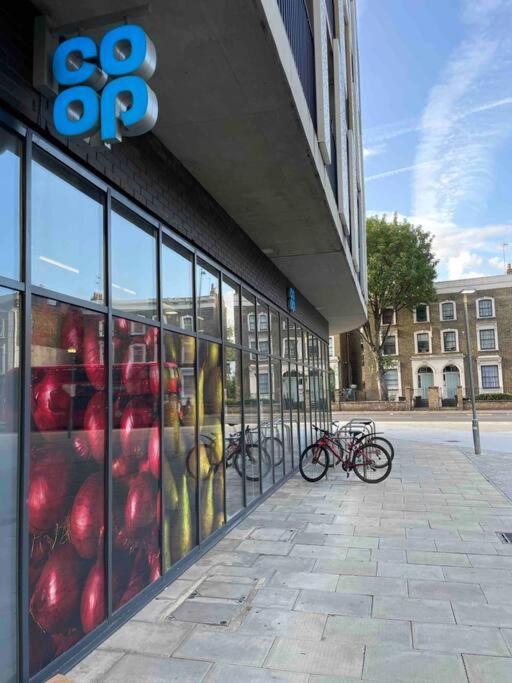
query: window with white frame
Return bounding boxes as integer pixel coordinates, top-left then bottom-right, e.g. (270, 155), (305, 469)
(479, 327), (496, 351)
(442, 330), (457, 352)
(382, 334), (397, 355)
(259, 372), (270, 395)
(181, 314), (193, 331)
(480, 364), (500, 390)
(477, 297), (494, 318)
(416, 332), (430, 353)
(383, 368), (399, 399)
(0, 317), (6, 339)
(130, 321), (145, 335)
(414, 304), (429, 323)
(248, 313), (256, 331)
(0, 342), (5, 375)
(129, 343), (146, 363)
(440, 301), (456, 321)
(381, 308), (395, 326)
(329, 335), (334, 357)
(258, 312), (268, 331)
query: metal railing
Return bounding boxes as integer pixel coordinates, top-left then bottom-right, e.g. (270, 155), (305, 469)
(276, 0), (317, 127)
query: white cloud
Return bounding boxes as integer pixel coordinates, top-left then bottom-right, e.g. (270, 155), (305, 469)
(366, 161), (433, 182)
(363, 143), (386, 159)
(412, 0), (512, 225)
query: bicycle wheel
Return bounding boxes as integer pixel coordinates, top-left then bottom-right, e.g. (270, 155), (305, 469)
(299, 444), (329, 482)
(234, 444), (261, 482)
(352, 443), (391, 483)
(264, 436), (284, 467)
(371, 436), (394, 461)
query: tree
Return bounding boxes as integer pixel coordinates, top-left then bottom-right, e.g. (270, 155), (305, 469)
(360, 214), (438, 400)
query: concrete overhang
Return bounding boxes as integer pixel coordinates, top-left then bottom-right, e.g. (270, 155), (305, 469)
(32, 0), (367, 333)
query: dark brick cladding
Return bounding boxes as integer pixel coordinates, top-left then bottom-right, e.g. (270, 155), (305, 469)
(0, 3), (328, 339)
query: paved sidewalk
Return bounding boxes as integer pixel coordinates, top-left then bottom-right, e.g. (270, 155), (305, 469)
(69, 440), (512, 682)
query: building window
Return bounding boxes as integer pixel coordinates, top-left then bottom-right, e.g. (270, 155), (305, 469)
(442, 330), (457, 352)
(440, 301), (455, 321)
(0, 341), (5, 375)
(130, 321), (145, 336)
(415, 304), (429, 323)
(383, 368), (399, 398)
(479, 328), (496, 350)
(248, 312), (256, 332)
(181, 314), (193, 331)
(129, 342), (146, 363)
(382, 334), (397, 355)
(259, 340), (270, 354)
(416, 332), (430, 353)
(162, 238), (194, 330)
(0, 317), (5, 339)
(259, 312), (269, 331)
(329, 335), (334, 357)
(481, 364), (500, 389)
(382, 308), (395, 325)
(477, 298), (494, 318)
(259, 372), (270, 395)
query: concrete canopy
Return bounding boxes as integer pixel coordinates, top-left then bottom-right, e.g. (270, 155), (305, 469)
(33, 0), (366, 333)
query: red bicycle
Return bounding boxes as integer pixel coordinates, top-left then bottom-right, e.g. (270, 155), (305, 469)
(299, 425), (392, 484)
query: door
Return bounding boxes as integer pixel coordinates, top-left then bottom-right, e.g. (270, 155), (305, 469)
(417, 367), (434, 399)
(443, 365), (460, 399)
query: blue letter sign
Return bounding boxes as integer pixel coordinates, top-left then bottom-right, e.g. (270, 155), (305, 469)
(52, 24), (158, 144)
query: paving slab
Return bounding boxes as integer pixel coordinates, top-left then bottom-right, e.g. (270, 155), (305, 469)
(324, 615), (411, 646)
(252, 586), (300, 608)
(377, 561), (445, 580)
(270, 570), (339, 591)
(103, 654), (211, 682)
(68, 650), (124, 682)
(294, 589), (372, 617)
(453, 601), (512, 627)
(174, 630), (274, 667)
(99, 621), (193, 656)
(336, 574), (407, 596)
(407, 550), (470, 567)
(314, 558), (377, 576)
(463, 654), (512, 682)
(238, 607), (326, 639)
(363, 645), (468, 682)
(372, 596), (455, 623)
(204, 663), (308, 682)
(409, 579), (487, 603)
(413, 623), (509, 655)
(264, 637), (364, 677)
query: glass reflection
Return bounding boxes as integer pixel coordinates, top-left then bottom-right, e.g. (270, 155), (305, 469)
(224, 348), (243, 517)
(281, 361), (293, 473)
(271, 358), (284, 481)
(281, 317), (289, 358)
(259, 355), (273, 491)
(198, 340), (224, 540)
(290, 363), (301, 467)
(304, 366), (311, 447)
(270, 309), (280, 357)
(0, 288), (19, 682)
(222, 277), (240, 345)
(162, 332), (197, 568)
(111, 206), (157, 318)
(0, 129), (21, 281)
(162, 240), (194, 330)
(196, 260), (220, 338)
(29, 298), (106, 675)
(32, 150), (104, 303)
(257, 300), (269, 355)
(241, 290), (256, 350)
(112, 317), (160, 610)
(243, 351), (260, 502)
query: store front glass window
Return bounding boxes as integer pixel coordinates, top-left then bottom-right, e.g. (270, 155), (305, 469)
(29, 297), (107, 675)
(112, 317), (160, 610)
(32, 150), (104, 303)
(196, 260), (220, 338)
(0, 287), (19, 682)
(224, 348), (243, 517)
(198, 340), (224, 540)
(243, 351), (260, 502)
(222, 277), (240, 344)
(0, 128), (21, 281)
(163, 331), (197, 568)
(271, 358), (284, 481)
(111, 206), (157, 318)
(162, 239), (194, 329)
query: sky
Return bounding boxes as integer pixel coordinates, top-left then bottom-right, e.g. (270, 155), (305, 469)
(358, 0), (512, 281)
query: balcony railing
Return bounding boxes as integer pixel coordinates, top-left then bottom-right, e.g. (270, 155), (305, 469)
(276, 0), (317, 127)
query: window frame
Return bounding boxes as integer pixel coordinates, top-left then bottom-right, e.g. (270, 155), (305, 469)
(477, 324), (498, 351)
(382, 333), (398, 356)
(480, 364), (501, 391)
(413, 303), (430, 323)
(441, 329), (458, 353)
(381, 308), (396, 326)
(476, 297), (495, 319)
(439, 300), (456, 322)
(414, 330), (431, 354)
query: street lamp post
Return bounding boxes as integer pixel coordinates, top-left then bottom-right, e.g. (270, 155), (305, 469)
(460, 289), (481, 455)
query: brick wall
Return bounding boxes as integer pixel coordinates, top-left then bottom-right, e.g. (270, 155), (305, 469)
(0, 3), (328, 339)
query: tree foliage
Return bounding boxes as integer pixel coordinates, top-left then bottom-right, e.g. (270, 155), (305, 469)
(360, 213), (438, 398)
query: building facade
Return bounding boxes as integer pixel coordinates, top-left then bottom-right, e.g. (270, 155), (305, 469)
(361, 272), (512, 403)
(0, 1), (366, 680)
(329, 331), (363, 398)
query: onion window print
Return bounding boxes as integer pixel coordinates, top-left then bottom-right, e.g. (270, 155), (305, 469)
(29, 298), (108, 676)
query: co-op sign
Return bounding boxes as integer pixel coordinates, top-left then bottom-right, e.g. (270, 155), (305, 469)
(52, 24), (158, 144)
